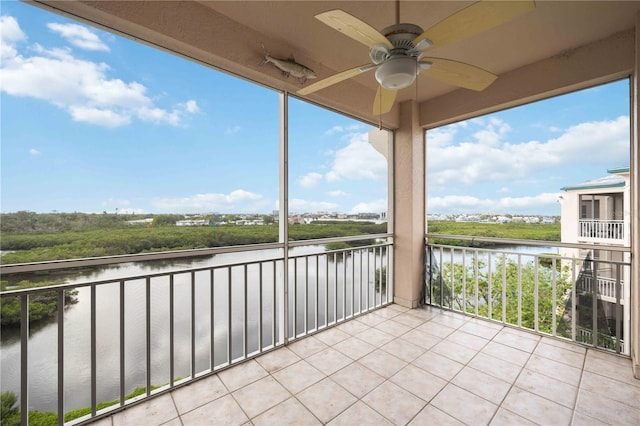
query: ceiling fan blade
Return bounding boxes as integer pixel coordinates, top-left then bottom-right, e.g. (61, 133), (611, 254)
(297, 65), (373, 95)
(372, 86), (397, 115)
(316, 9), (393, 50)
(414, 0), (535, 49)
(421, 57), (497, 91)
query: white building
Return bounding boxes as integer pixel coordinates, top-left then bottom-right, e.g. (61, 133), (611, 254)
(559, 167), (631, 353)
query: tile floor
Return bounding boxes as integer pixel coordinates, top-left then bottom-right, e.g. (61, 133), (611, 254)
(92, 305), (639, 425)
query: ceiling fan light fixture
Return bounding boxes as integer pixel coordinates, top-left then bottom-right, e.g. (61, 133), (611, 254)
(375, 56), (417, 90)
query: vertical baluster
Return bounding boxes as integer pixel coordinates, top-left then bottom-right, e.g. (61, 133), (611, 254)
(343, 250), (347, 319)
(315, 255), (319, 330)
(334, 252), (338, 323)
(502, 256), (507, 323)
(461, 249), (466, 313)
(259, 262), (263, 352)
(534, 255), (539, 332)
(227, 267), (232, 364)
(571, 259), (577, 342)
(243, 264), (248, 358)
(304, 256), (308, 333)
(293, 258), (297, 338)
(325, 254), (329, 327)
(373, 247), (378, 308)
(20, 294), (28, 426)
(488, 252), (493, 321)
(91, 285), (97, 415)
(272, 261), (276, 347)
(191, 271), (196, 377)
(592, 259), (598, 347)
(366, 250), (370, 311)
(474, 250), (479, 316)
(551, 257), (557, 336)
(170, 275), (175, 385)
(615, 263), (622, 354)
(57, 290), (64, 426)
(214, 268), (216, 371)
(517, 254), (522, 328)
(145, 278), (151, 396)
(359, 250), (363, 314)
(448, 248), (453, 309)
(351, 248), (355, 316)
(120, 280), (125, 405)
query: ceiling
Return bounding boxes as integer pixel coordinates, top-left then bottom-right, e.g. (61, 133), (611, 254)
(36, 1), (639, 128)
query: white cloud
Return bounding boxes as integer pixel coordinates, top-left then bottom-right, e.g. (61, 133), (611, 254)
(471, 117), (511, 146)
(327, 190), (347, 197)
(428, 192), (561, 214)
(497, 186), (510, 193)
(29, 148), (41, 156)
(47, 22), (109, 51)
(183, 100), (199, 113)
(325, 132), (386, 182)
(151, 190), (263, 212)
(299, 172), (323, 188)
(0, 16), (26, 61)
(325, 123), (364, 136)
(0, 16), (198, 128)
(350, 199), (386, 214)
(428, 116), (629, 186)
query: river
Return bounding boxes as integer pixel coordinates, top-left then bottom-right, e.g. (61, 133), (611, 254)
(1, 245), (390, 414)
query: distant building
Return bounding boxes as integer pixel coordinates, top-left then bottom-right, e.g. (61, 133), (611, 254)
(176, 219), (210, 226)
(127, 218), (153, 225)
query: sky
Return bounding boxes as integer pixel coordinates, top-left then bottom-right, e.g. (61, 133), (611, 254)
(0, 2), (631, 217)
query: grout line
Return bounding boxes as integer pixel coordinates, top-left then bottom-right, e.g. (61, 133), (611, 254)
(569, 347), (590, 425)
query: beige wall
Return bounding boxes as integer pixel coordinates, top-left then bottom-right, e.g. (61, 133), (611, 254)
(392, 101), (425, 308)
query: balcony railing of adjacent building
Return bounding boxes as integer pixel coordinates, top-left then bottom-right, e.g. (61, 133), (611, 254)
(578, 275), (624, 302)
(0, 240), (392, 425)
(579, 219), (625, 240)
(424, 235), (630, 357)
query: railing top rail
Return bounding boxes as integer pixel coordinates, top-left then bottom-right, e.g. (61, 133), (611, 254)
(426, 243), (631, 267)
(424, 233), (630, 252)
(288, 242), (392, 260)
(0, 233), (393, 275)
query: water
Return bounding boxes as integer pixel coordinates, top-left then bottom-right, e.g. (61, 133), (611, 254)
(0, 245), (387, 414)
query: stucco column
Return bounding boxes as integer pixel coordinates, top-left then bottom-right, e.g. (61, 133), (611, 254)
(393, 100), (425, 308)
(631, 11), (640, 379)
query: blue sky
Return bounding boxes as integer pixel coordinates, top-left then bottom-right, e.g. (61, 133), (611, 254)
(0, 2), (630, 216)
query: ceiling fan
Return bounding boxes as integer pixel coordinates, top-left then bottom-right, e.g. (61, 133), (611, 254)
(297, 1), (535, 115)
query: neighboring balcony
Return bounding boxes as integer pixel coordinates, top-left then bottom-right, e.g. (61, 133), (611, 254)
(578, 219), (625, 242)
(577, 275), (625, 304)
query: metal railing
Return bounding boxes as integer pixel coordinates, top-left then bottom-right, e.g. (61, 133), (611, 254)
(579, 219), (624, 240)
(577, 275), (623, 301)
(0, 241), (392, 425)
(424, 235), (630, 356)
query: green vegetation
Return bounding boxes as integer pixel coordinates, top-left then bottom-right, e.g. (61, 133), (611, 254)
(427, 256), (571, 334)
(427, 220), (560, 246)
(0, 212), (387, 264)
(0, 281), (77, 327)
(0, 386), (157, 426)
(0, 213), (559, 265)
